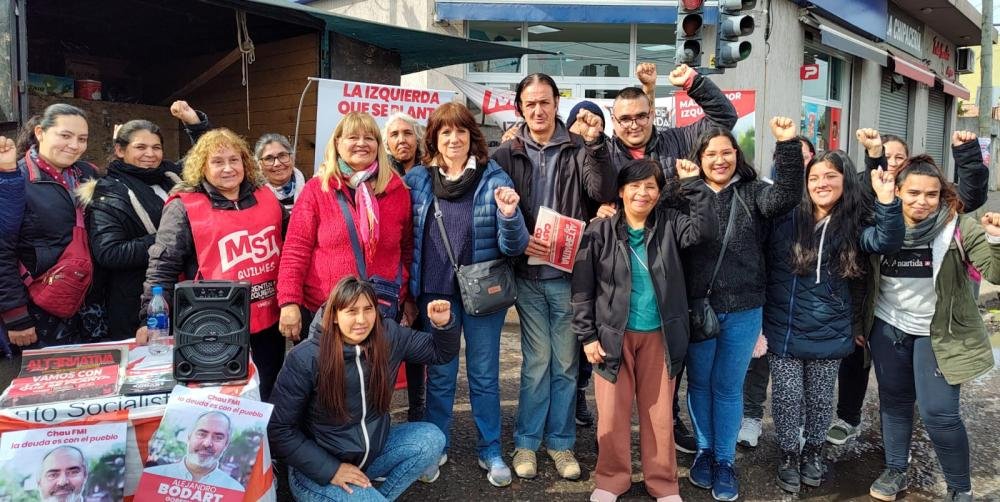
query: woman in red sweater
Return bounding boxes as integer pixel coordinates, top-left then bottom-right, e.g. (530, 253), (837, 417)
(277, 112), (413, 340)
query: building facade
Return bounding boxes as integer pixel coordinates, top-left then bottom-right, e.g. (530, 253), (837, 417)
(310, 0), (983, 177)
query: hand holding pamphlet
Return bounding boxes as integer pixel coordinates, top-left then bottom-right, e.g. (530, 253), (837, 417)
(526, 206), (585, 273)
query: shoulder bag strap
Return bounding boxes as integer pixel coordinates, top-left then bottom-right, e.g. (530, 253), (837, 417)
(706, 189), (741, 297)
(334, 190), (368, 280)
(431, 197), (461, 273)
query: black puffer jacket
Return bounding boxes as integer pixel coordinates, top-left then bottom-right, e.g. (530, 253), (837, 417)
(0, 156), (96, 331)
(763, 200), (904, 359)
(571, 182), (716, 381)
(491, 127), (617, 279)
(82, 117), (209, 339)
(268, 308), (459, 485)
(607, 74), (738, 176)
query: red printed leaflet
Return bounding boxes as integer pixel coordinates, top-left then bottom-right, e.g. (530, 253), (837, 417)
(0, 345), (126, 407)
(527, 207), (585, 273)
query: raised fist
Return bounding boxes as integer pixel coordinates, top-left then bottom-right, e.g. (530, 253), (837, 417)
(870, 168), (896, 204)
(952, 130), (977, 147)
(427, 299), (452, 328)
(169, 100), (201, 125)
(982, 212), (1000, 237)
(0, 136), (16, 172)
(569, 108), (604, 143)
(494, 186), (520, 217)
(669, 64), (696, 87)
(501, 124), (519, 144)
(856, 128), (883, 157)
(676, 158), (701, 179)
(636, 63), (658, 87)
(769, 116), (797, 142)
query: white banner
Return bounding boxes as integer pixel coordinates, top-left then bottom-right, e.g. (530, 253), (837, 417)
(315, 79), (457, 168)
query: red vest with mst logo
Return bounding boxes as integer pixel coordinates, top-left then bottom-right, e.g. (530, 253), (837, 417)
(177, 186), (282, 333)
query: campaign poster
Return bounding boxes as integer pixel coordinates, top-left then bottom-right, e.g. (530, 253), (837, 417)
(315, 79), (458, 168)
(801, 101), (827, 152)
(527, 207), (585, 273)
(135, 386), (273, 502)
(0, 422), (128, 502)
(674, 90), (757, 163)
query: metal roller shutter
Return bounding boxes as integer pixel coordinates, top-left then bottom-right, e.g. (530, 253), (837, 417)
(879, 72), (910, 141)
(925, 88), (948, 165)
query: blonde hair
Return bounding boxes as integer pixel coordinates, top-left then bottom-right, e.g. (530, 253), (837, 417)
(181, 128), (262, 189)
(318, 112), (395, 194)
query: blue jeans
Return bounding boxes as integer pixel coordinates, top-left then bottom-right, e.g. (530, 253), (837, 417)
(421, 293), (507, 459)
(288, 422), (445, 502)
(686, 307), (761, 463)
(869, 318), (970, 492)
(513, 277), (577, 451)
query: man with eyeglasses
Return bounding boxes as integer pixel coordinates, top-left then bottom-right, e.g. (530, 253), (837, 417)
(608, 63), (736, 179)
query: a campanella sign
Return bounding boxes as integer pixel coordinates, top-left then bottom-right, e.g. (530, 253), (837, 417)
(886, 7), (923, 57)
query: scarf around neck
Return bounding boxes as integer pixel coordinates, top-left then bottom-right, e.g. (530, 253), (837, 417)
(903, 205), (953, 248)
(107, 159), (179, 225)
(431, 157), (483, 200)
(27, 147), (82, 191)
(338, 158), (381, 258)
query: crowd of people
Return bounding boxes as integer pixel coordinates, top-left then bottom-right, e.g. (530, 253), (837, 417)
(0, 61), (996, 502)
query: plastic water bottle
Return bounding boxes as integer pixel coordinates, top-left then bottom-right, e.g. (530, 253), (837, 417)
(147, 285), (171, 355)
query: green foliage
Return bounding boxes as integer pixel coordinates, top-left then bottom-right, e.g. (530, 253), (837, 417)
(738, 127), (755, 163)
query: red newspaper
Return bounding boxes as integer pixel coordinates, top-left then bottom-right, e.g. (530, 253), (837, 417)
(527, 206), (585, 273)
(121, 340), (177, 396)
(136, 385), (274, 502)
(0, 345), (127, 407)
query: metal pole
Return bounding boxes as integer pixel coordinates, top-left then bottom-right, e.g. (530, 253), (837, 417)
(979, 0), (993, 139)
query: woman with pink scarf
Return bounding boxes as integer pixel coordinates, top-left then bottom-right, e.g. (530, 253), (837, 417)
(277, 112), (414, 341)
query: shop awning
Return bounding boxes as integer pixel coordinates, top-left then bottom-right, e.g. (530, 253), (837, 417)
(210, 0), (551, 74)
(938, 78), (971, 100)
(815, 20), (887, 66)
(434, 1), (718, 24)
(891, 53), (936, 86)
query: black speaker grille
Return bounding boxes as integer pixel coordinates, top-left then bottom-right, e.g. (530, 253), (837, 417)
(178, 310), (241, 365)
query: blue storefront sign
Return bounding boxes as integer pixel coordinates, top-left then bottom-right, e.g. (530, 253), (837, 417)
(800, 0), (888, 41)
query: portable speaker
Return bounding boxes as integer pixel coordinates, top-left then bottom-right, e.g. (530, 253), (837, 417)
(173, 280), (250, 383)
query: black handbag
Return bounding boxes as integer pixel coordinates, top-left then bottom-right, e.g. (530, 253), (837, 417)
(335, 191), (403, 322)
(432, 197), (517, 316)
(689, 189), (741, 343)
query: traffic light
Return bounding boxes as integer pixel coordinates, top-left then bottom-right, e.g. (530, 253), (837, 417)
(675, 0), (704, 67)
(716, 0), (756, 69)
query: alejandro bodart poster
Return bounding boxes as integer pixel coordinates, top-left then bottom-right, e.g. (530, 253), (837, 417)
(135, 386), (273, 502)
(0, 422), (128, 502)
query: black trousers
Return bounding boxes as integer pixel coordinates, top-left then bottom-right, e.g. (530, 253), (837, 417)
(250, 323), (287, 403)
(835, 342), (870, 426)
(743, 356), (771, 420)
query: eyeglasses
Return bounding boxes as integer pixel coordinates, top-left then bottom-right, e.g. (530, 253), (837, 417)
(613, 113), (651, 129)
(260, 152), (291, 166)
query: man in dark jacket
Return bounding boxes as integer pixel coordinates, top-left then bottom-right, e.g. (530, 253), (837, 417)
(608, 63), (737, 178)
(491, 73), (616, 481)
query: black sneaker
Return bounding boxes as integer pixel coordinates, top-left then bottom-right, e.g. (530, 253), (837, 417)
(575, 388), (594, 426)
(799, 443), (825, 487)
(776, 451), (800, 493)
(869, 468), (907, 501)
(674, 420), (697, 454)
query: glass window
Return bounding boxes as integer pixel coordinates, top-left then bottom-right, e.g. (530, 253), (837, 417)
(0, 2), (14, 124)
(526, 23), (630, 78)
(636, 24), (677, 67)
(801, 47), (849, 154)
(468, 21), (523, 74)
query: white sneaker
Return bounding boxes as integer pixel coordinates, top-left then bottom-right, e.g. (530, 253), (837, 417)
(737, 417), (762, 447)
(417, 453), (448, 483)
(826, 418), (861, 445)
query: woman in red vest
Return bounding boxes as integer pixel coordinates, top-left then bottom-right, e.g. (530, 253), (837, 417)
(277, 112), (413, 339)
(136, 128), (287, 401)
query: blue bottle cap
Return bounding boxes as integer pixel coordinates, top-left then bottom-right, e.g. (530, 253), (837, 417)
(152, 285), (164, 295)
